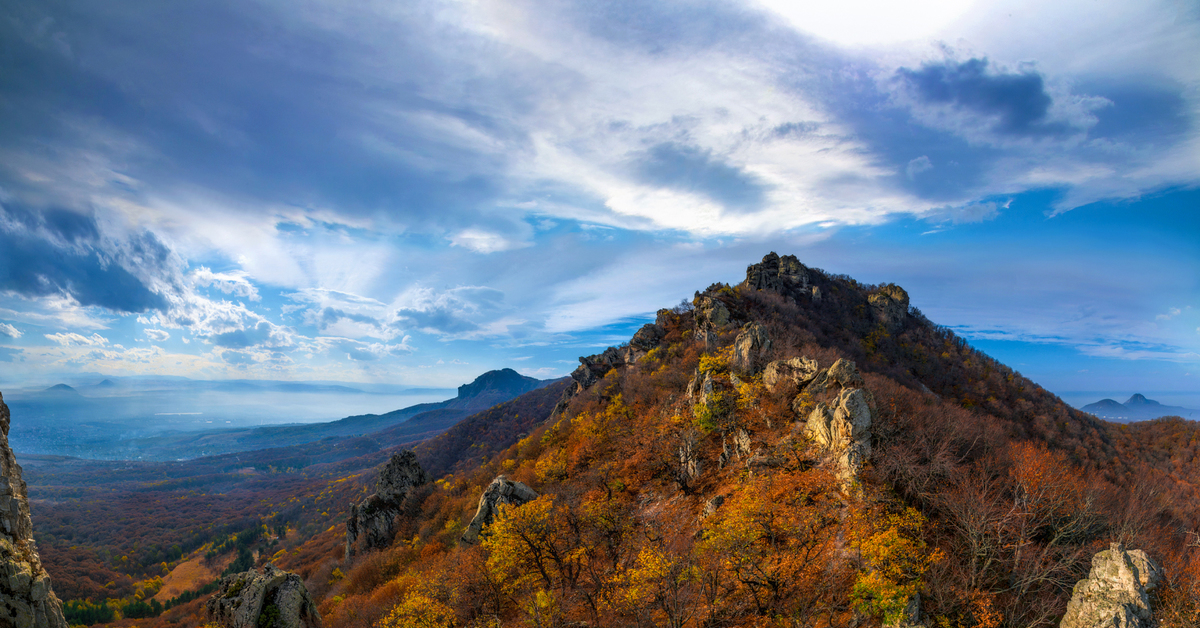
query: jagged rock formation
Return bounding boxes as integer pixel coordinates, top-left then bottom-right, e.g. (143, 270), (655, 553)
(742, 252), (811, 293)
(206, 565), (322, 628)
(569, 323), (665, 391)
(869, 284), (910, 331)
(345, 451), (428, 558)
(1059, 543), (1161, 628)
(805, 387), (874, 484)
(731, 322), (772, 375)
(694, 295), (733, 350)
(461, 476), (539, 544)
(763, 357), (819, 392)
(0, 392), (67, 628)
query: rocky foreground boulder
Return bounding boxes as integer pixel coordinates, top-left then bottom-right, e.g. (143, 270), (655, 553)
(0, 392), (67, 628)
(345, 451), (428, 558)
(461, 475), (539, 544)
(1059, 543), (1161, 628)
(207, 565), (322, 628)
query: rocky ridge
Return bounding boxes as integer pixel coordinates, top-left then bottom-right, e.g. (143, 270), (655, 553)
(0, 392), (67, 628)
(345, 451), (429, 558)
(206, 565), (322, 628)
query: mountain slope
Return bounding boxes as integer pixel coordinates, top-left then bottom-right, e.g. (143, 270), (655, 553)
(27, 253), (1200, 628)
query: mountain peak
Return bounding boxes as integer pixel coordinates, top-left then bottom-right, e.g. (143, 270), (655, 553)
(45, 383), (78, 394)
(1125, 393), (1159, 407)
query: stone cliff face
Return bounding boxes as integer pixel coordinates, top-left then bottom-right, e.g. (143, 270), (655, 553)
(207, 565), (322, 628)
(345, 451), (429, 558)
(0, 392), (67, 628)
(1059, 543), (1161, 628)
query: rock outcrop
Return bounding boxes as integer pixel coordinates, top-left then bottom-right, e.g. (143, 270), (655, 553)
(1059, 543), (1161, 628)
(461, 476), (539, 544)
(869, 284), (909, 331)
(0, 392), (67, 628)
(742, 252), (811, 293)
(762, 357), (819, 392)
(569, 323), (665, 391)
(731, 322), (772, 375)
(805, 387), (874, 484)
(206, 565), (322, 628)
(694, 296), (733, 350)
(345, 451), (428, 558)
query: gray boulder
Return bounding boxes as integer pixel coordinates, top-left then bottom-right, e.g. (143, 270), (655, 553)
(804, 387), (874, 485)
(731, 322), (772, 375)
(0, 392), (67, 628)
(206, 565), (322, 628)
(1059, 543), (1161, 628)
(461, 476), (539, 544)
(346, 451), (428, 558)
(763, 357), (820, 392)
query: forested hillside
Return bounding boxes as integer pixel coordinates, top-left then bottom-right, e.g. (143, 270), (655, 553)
(39, 253), (1200, 628)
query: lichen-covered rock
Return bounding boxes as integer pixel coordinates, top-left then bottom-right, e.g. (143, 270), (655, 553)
(804, 387), (874, 484)
(0, 392), (67, 628)
(763, 357), (820, 392)
(869, 284), (909, 331)
(743, 252), (810, 292)
(731, 322), (772, 375)
(346, 451), (428, 558)
(206, 565), (322, 628)
(461, 476), (539, 544)
(1059, 543), (1161, 628)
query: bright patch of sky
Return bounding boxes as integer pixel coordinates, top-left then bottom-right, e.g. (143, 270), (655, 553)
(0, 0), (1196, 404)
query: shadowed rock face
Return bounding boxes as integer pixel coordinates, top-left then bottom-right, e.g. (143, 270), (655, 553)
(460, 476), (538, 544)
(345, 451), (428, 558)
(1059, 543), (1161, 628)
(0, 392), (67, 628)
(206, 565), (322, 628)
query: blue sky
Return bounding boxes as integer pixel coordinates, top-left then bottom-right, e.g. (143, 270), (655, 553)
(0, 0), (1197, 406)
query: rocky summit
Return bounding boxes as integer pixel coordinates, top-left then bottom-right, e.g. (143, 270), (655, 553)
(0, 392), (67, 628)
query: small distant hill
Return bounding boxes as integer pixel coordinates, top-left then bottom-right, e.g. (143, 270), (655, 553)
(44, 383), (80, 394)
(1081, 393), (1198, 421)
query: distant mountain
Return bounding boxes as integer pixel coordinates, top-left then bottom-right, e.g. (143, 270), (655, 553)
(44, 383), (80, 395)
(110, 368), (554, 460)
(1081, 393), (1198, 421)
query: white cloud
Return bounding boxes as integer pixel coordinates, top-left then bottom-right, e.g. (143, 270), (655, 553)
(906, 156), (933, 179)
(191, 267), (261, 301)
(44, 332), (108, 346)
(449, 229), (529, 254)
(0, 323), (20, 338)
(145, 329), (170, 341)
